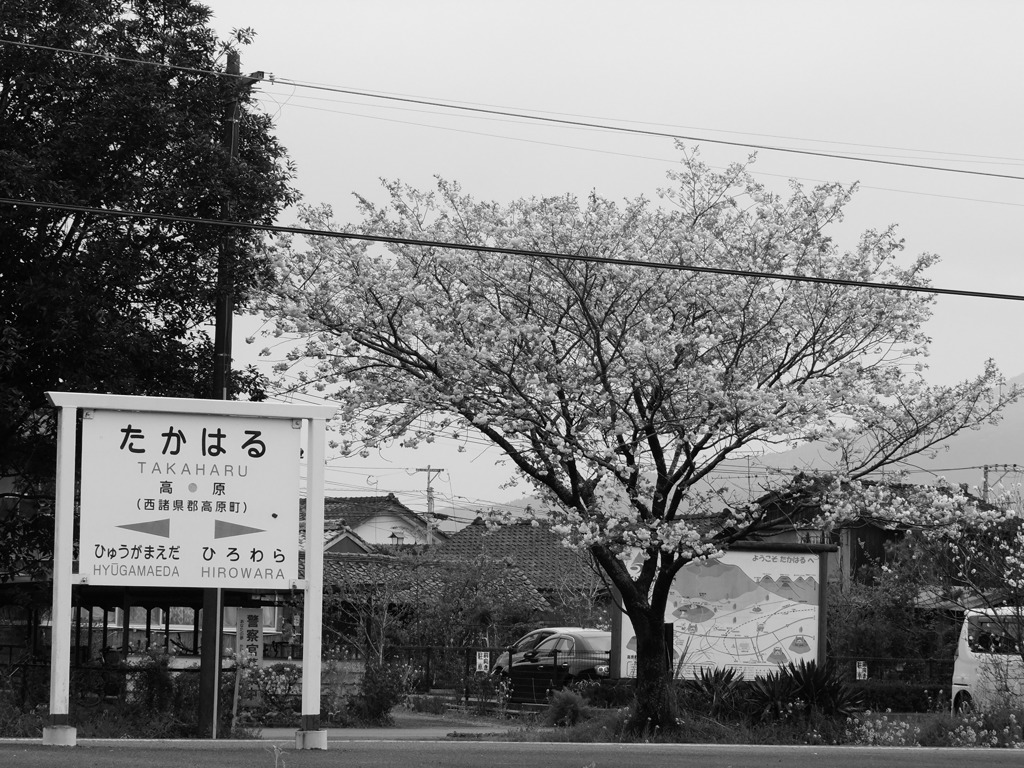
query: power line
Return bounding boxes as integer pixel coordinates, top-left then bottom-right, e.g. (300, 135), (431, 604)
(272, 83), (1024, 166)
(3, 36), (1024, 181)
(277, 81), (1024, 182)
(249, 95), (1024, 209)
(253, 92), (1024, 169)
(3, 197), (1024, 302)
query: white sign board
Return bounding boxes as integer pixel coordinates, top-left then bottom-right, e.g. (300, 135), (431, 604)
(79, 409), (300, 589)
(618, 549), (822, 680)
(237, 609), (265, 659)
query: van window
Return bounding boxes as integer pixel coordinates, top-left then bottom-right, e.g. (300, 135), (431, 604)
(967, 615), (1023, 655)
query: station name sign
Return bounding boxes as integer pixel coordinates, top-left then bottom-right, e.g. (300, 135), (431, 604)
(79, 409), (301, 589)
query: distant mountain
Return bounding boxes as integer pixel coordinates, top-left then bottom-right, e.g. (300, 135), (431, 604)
(468, 374), (1024, 530)
(752, 371), (1024, 496)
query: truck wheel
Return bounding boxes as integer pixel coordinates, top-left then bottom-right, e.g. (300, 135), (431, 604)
(953, 692), (973, 715)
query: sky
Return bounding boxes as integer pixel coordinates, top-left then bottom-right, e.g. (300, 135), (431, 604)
(204, 1), (1024, 524)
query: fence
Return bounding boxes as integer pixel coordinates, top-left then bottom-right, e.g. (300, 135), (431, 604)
(389, 645), (613, 704)
(1, 658), (203, 719)
(832, 656), (954, 685)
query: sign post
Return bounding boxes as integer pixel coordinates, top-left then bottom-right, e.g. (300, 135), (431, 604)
(43, 393), (334, 748)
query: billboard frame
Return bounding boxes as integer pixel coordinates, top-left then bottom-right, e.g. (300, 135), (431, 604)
(610, 540), (835, 682)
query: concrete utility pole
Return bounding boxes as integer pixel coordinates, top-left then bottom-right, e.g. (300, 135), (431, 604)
(199, 49), (263, 739)
(415, 466), (444, 545)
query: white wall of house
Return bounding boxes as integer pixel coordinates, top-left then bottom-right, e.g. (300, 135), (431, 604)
(348, 513), (428, 545)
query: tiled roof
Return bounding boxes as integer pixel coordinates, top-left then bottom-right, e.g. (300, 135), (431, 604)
(321, 552), (549, 611)
(299, 493), (447, 542)
(431, 519), (600, 593)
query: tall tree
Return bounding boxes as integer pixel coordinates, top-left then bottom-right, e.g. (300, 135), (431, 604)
(266, 151), (1017, 731)
(0, 0), (295, 562)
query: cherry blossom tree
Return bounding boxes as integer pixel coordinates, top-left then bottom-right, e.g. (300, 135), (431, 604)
(264, 151), (1018, 731)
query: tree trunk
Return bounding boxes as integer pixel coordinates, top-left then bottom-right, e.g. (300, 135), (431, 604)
(625, 606), (678, 735)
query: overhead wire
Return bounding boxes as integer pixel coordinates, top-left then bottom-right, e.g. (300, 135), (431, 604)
(264, 79), (1024, 181)
(3, 36), (1024, 180)
(252, 90), (1023, 168)
(246, 95), (1024, 209)
(3, 197), (1024, 302)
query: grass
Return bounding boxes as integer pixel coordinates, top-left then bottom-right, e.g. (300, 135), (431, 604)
(496, 697), (1024, 747)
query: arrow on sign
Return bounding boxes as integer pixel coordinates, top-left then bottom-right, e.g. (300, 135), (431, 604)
(214, 520), (266, 539)
(117, 519), (171, 538)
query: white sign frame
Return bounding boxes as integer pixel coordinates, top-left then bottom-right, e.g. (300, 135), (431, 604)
(43, 392), (335, 748)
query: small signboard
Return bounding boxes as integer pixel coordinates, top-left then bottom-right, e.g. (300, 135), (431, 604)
(856, 660), (868, 680)
(237, 609), (265, 660)
(476, 651), (490, 673)
(79, 409), (300, 589)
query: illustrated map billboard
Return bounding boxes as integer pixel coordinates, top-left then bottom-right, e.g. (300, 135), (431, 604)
(618, 548), (824, 679)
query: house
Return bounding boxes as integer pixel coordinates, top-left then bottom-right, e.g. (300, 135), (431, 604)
(300, 493), (449, 553)
(430, 517), (610, 628)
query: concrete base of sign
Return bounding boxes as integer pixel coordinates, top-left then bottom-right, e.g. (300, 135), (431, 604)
(42, 725), (77, 746)
(295, 729), (327, 750)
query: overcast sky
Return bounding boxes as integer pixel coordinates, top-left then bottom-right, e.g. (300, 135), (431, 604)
(206, 1), (1024, 522)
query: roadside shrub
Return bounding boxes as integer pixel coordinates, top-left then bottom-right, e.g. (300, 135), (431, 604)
(571, 679), (633, 709)
(503, 706), (628, 742)
(0, 699), (45, 738)
(850, 680), (947, 713)
(681, 667), (745, 718)
(844, 712), (921, 746)
(130, 652), (176, 711)
(544, 688), (587, 727)
(346, 662), (411, 725)
(748, 660), (862, 722)
(243, 662), (303, 716)
(748, 667), (799, 721)
(786, 659), (863, 719)
(405, 693), (449, 714)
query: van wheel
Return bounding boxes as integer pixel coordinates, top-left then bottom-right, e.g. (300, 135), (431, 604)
(954, 693), (973, 715)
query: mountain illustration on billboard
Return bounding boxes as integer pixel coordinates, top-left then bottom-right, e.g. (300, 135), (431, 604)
(757, 575), (819, 603)
(671, 559), (762, 603)
(789, 636), (811, 654)
(672, 603), (716, 623)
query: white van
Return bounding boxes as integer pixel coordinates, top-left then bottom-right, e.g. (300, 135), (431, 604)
(951, 607), (1024, 713)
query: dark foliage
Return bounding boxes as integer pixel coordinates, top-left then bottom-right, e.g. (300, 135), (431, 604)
(850, 679), (949, 713)
(749, 659), (863, 721)
(346, 661), (411, 726)
(680, 666), (745, 718)
(0, 0), (295, 578)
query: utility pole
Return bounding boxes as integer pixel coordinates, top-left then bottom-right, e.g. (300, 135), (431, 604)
(199, 49), (263, 739)
(211, 52), (263, 400)
(415, 466), (444, 545)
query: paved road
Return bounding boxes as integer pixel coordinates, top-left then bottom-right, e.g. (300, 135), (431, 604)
(3, 739), (1024, 768)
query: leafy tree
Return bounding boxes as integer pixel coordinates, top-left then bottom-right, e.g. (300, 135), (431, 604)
(323, 553), (543, 660)
(266, 150), (1017, 732)
(0, 0), (295, 577)
(912, 497), (1024, 666)
(826, 537), (959, 662)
